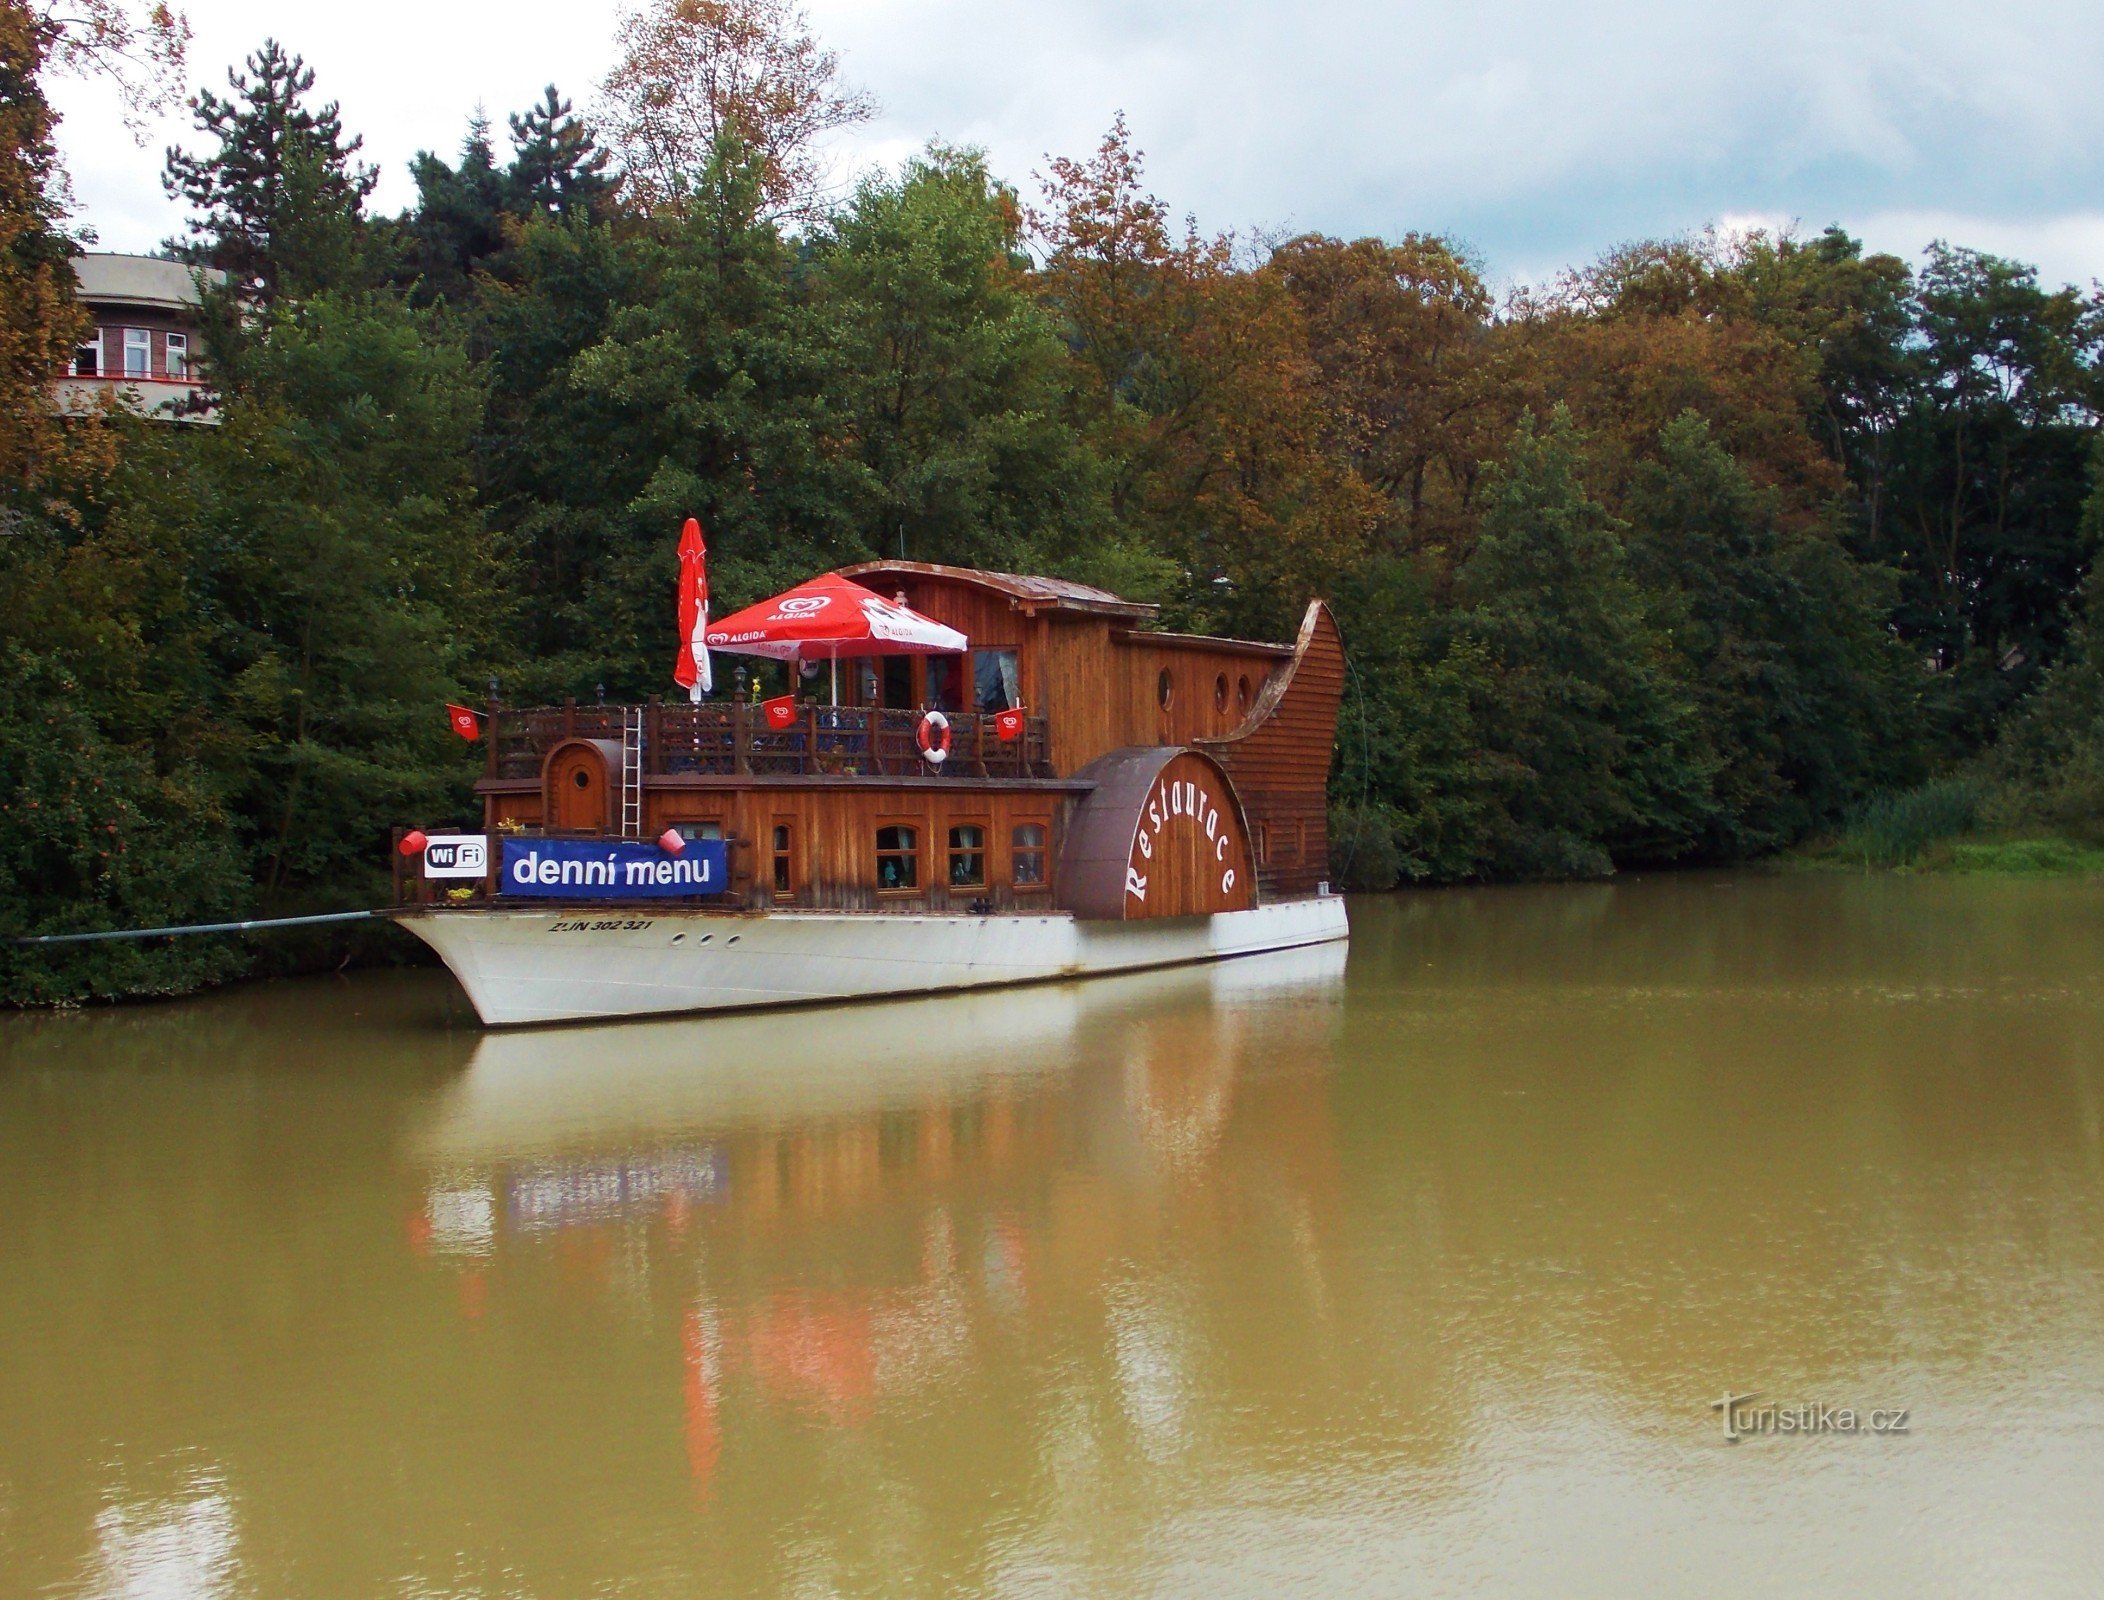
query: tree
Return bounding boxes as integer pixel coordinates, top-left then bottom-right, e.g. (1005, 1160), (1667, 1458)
(401, 113), (511, 306)
(23, 0), (186, 129)
(817, 144), (1102, 572)
(1451, 408), (1711, 876)
(1032, 115), (1373, 634)
(599, 0), (872, 221)
(1269, 231), (1499, 553)
(1624, 412), (1915, 852)
(163, 38), (378, 304)
(508, 83), (614, 221)
(0, 0), (90, 495)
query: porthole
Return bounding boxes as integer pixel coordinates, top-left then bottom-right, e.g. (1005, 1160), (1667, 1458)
(571, 768), (590, 788)
(670, 932), (687, 945)
(726, 934), (741, 945)
(1236, 675), (1251, 712)
(1214, 673), (1228, 712)
(697, 933), (713, 945)
(1157, 668), (1174, 710)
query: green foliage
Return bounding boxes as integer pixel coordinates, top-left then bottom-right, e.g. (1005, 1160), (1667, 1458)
(11, 43), (2103, 1000)
(1451, 408), (1712, 877)
(1826, 776), (1990, 867)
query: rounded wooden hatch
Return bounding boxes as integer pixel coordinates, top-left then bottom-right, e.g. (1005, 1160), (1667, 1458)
(541, 738), (622, 833)
(1056, 747), (1256, 920)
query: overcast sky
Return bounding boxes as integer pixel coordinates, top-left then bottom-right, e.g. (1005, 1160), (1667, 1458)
(45, 0), (2104, 292)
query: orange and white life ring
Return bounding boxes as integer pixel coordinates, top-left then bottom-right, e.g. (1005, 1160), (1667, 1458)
(917, 709), (952, 766)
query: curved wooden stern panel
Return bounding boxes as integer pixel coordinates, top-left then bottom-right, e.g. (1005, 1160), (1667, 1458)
(1196, 600), (1346, 898)
(1056, 747), (1256, 920)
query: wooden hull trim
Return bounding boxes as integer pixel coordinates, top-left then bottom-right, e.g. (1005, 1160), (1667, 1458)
(401, 896), (1349, 1028)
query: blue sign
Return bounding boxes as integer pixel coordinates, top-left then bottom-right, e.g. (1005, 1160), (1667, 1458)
(500, 837), (728, 899)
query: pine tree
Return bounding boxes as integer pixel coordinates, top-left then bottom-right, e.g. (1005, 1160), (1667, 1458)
(403, 112), (513, 305)
(162, 39), (377, 304)
(507, 84), (613, 221)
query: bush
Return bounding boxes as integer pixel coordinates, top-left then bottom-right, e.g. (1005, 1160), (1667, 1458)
(1328, 803), (1402, 892)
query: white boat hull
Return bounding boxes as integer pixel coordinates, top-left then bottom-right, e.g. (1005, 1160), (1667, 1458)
(401, 896), (1350, 1027)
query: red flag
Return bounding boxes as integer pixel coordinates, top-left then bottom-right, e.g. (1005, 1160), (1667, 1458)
(993, 706), (1025, 741)
(761, 693), (798, 730)
(446, 703), (481, 741)
(674, 517), (712, 700)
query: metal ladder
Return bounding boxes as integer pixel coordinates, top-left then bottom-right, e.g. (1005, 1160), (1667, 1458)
(620, 704), (644, 838)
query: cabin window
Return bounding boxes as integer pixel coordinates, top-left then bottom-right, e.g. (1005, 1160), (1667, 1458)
(676, 822), (724, 844)
(771, 821), (795, 897)
(925, 653), (965, 712)
(123, 327), (149, 377)
(1157, 668), (1174, 710)
(876, 824), (919, 891)
(1237, 675), (1252, 712)
(73, 339), (99, 377)
(948, 824), (987, 888)
(1214, 673), (1229, 711)
(165, 332), (188, 379)
(974, 649), (1020, 711)
(1012, 823), (1048, 887)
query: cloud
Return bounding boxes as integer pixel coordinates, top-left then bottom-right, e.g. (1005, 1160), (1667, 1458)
(43, 0), (2104, 285)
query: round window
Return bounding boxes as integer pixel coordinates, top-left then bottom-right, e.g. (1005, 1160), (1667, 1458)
(1236, 675), (1251, 711)
(1214, 673), (1229, 711)
(1157, 668), (1174, 710)
(571, 768), (590, 789)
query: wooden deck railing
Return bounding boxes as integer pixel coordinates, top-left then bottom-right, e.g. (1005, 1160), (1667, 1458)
(490, 699), (1052, 781)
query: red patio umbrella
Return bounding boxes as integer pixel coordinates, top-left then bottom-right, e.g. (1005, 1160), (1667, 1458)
(673, 517), (712, 701)
(704, 572), (967, 702)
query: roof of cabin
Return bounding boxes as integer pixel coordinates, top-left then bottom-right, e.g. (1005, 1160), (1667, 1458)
(838, 561), (1160, 621)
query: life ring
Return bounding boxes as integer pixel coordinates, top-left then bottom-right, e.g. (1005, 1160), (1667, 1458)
(916, 709), (952, 766)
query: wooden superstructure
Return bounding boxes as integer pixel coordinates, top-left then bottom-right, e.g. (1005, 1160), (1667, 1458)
(459, 565), (1345, 919)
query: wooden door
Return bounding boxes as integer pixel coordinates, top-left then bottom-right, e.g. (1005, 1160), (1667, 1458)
(550, 745), (608, 832)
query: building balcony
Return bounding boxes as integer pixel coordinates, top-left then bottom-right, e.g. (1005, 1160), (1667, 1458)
(51, 373), (219, 425)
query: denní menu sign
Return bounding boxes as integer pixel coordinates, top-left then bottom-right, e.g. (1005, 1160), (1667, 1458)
(500, 837), (728, 899)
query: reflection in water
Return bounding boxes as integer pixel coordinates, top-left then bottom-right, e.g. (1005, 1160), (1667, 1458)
(4, 879), (2104, 1597)
(88, 1485), (236, 1600)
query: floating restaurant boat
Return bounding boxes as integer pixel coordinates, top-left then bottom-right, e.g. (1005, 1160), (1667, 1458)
(395, 558), (1348, 1025)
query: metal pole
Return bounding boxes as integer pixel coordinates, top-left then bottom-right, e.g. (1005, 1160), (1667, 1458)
(10, 909), (394, 947)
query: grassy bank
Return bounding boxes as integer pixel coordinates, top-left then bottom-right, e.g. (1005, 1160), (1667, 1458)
(1791, 775), (2104, 875)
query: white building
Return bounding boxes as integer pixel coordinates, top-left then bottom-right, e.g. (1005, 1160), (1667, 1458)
(51, 253), (223, 424)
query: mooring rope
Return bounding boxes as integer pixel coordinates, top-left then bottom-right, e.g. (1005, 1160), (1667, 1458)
(9, 909), (396, 947)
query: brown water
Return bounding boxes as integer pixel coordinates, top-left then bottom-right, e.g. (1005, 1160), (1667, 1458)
(3, 874), (2103, 1599)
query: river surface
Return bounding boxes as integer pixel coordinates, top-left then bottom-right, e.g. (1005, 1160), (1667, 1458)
(3, 874), (2102, 1598)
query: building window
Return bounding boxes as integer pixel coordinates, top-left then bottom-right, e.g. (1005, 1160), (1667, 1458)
(974, 649), (1020, 711)
(123, 327), (149, 378)
(876, 825), (919, 891)
(1214, 673), (1229, 711)
(73, 339), (99, 377)
(771, 821), (795, 897)
(1157, 667), (1174, 710)
(1012, 823), (1048, 887)
(165, 332), (188, 379)
(948, 824), (986, 888)
(1237, 675), (1252, 712)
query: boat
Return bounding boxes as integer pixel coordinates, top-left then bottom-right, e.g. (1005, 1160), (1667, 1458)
(394, 560), (1349, 1025)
